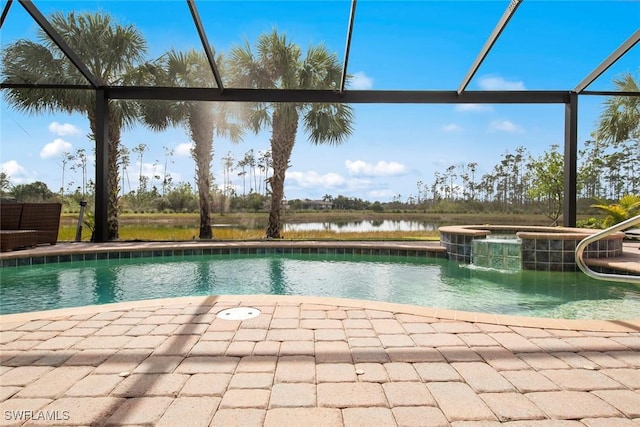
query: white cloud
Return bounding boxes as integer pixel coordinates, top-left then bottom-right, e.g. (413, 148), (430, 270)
(490, 120), (523, 133)
(1, 160), (26, 177)
(345, 160), (407, 177)
(48, 122), (82, 136)
(168, 172), (182, 184)
(1, 160), (34, 184)
(40, 138), (72, 159)
(368, 189), (396, 199)
(286, 171), (346, 188)
(140, 162), (164, 178)
(455, 104), (494, 113)
(348, 72), (374, 90)
(346, 178), (373, 191)
(175, 142), (194, 157)
(478, 75), (526, 91)
(442, 123), (462, 132)
(283, 171), (376, 199)
(124, 162), (175, 192)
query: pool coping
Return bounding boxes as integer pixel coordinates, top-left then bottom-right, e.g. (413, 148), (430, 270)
(438, 224), (626, 239)
(1, 240), (639, 332)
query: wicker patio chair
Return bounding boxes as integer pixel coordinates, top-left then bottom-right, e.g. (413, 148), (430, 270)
(1, 202), (23, 230)
(0, 230), (38, 252)
(19, 202), (62, 246)
(0, 202), (38, 251)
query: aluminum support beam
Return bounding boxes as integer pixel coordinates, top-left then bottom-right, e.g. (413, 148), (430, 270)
(187, 0), (224, 92)
(105, 87), (569, 104)
(340, 0), (357, 95)
(563, 92), (578, 227)
(457, 0), (522, 95)
(574, 29), (640, 93)
(1, 83), (94, 90)
(0, 81), (590, 104)
(19, 0), (100, 88)
(580, 90), (640, 97)
(1, 0), (13, 29)
(94, 90), (109, 242)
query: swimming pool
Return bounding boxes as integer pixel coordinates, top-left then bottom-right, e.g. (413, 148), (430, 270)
(2, 253), (639, 319)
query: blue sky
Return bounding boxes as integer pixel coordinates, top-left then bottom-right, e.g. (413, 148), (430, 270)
(1, 1), (638, 202)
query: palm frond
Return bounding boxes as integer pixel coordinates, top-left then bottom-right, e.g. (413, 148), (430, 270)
(304, 103), (354, 145)
(595, 71), (640, 144)
(300, 44), (341, 90)
(248, 105), (272, 134)
(591, 193), (640, 227)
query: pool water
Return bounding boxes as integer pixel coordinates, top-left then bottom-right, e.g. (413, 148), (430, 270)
(1, 253), (639, 319)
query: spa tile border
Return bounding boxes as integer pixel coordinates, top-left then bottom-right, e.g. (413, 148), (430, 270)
(0, 241), (448, 268)
(439, 225), (628, 271)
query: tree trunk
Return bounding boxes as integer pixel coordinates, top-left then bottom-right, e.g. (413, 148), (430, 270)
(107, 110), (121, 240)
(190, 104), (215, 239)
(266, 107), (297, 239)
(88, 107), (120, 241)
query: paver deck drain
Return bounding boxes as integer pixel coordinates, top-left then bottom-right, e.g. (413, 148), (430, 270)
(216, 307), (261, 320)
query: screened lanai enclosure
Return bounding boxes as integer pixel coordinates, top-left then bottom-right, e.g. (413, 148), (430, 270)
(1, 0), (638, 242)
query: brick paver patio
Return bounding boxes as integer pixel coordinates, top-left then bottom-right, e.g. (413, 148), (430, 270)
(1, 241), (639, 425)
(1, 294), (639, 426)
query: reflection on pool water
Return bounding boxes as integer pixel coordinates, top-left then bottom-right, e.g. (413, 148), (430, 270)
(1, 253), (639, 319)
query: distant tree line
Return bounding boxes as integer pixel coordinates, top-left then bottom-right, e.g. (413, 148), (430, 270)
(407, 135), (638, 224)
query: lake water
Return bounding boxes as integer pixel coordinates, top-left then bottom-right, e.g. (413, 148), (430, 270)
(283, 220), (438, 233)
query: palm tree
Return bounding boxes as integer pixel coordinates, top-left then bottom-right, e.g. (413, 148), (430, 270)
(230, 30), (354, 238)
(138, 49), (242, 239)
(0, 172), (12, 197)
(591, 194), (640, 228)
(595, 71), (640, 144)
(257, 150), (272, 196)
(1, 12), (147, 240)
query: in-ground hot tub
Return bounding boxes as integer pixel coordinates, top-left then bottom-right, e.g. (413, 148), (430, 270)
(439, 225), (624, 272)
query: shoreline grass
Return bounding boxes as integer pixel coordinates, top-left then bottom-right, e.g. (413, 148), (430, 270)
(58, 226), (441, 242)
(57, 211), (556, 242)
